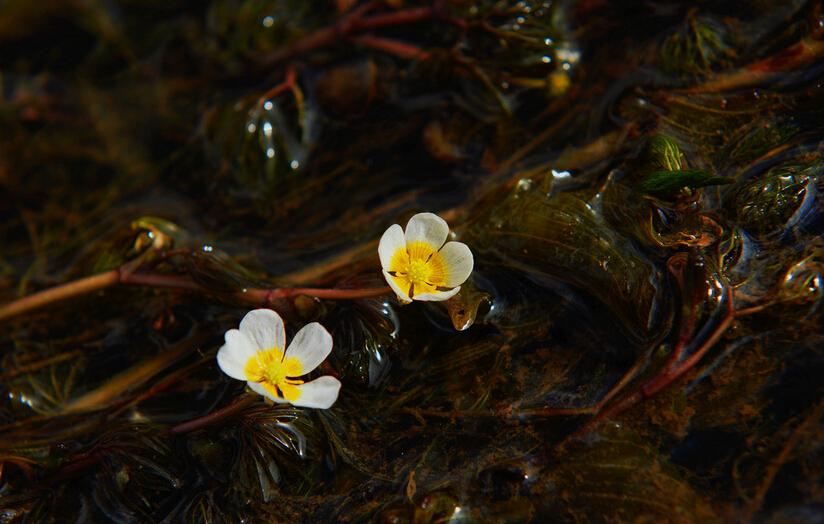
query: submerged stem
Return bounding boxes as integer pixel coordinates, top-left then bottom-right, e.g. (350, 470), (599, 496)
(245, 286), (391, 302)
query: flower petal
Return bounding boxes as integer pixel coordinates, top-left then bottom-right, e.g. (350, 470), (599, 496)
(291, 376), (341, 409)
(383, 270), (412, 304)
(217, 329), (257, 380)
(378, 224), (406, 271)
(439, 241), (474, 287)
(284, 322), (333, 374)
(247, 381), (289, 403)
(413, 286), (461, 302)
(405, 212), (449, 251)
(239, 308), (285, 351)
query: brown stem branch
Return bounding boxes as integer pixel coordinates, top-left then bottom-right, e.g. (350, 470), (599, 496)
(0, 270), (120, 323)
(742, 397), (824, 521)
(61, 334), (202, 414)
(688, 38), (824, 93)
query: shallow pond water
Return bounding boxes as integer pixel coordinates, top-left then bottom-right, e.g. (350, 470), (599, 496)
(1, 1), (824, 522)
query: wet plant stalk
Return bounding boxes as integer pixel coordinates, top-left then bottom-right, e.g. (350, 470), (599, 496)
(168, 394), (258, 435)
(0, 267), (390, 323)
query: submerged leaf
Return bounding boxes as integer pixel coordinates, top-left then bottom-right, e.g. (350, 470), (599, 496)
(728, 160), (820, 236)
(544, 427), (722, 522)
(468, 179), (663, 341)
(644, 135), (685, 172)
(660, 15), (737, 79)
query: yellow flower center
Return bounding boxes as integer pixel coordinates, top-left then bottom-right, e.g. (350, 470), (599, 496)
(244, 348), (304, 401)
(407, 259), (429, 284)
(386, 241), (449, 298)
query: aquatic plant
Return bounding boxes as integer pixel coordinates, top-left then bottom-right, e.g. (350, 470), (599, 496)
(1, 0), (824, 522)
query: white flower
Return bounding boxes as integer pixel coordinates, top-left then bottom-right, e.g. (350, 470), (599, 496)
(379, 212), (474, 303)
(217, 309), (341, 409)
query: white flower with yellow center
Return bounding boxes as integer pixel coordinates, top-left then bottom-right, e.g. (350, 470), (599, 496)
(379, 212), (474, 303)
(217, 309), (341, 409)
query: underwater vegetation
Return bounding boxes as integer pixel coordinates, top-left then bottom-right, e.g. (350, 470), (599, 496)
(1, 0), (824, 522)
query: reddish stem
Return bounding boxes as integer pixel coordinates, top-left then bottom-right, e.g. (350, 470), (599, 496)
(261, 4), (442, 65)
(258, 65), (298, 103)
(0, 265), (391, 323)
(168, 395), (258, 435)
(663, 253), (699, 370)
(121, 272), (200, 291)
(561, 287), (735, 445)
(260, 286), (390, 301)
(642, 290), (734, 397)
(355, 6), (435, 30)
(351, 35), (429, 60)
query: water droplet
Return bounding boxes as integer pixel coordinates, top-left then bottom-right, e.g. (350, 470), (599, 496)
(247, 123), (257, 133)
(266, 148), (275, 158)
(263, 100), (274, 111)
(544, 37), (553, 45)
(263, 121), (273, 137)
(516, 16), (525, 24)
(262, 16), (274, 28)
(290, 160), (299, 169)
(562, 62), (571, 71)
(541, 55), (551, 64)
